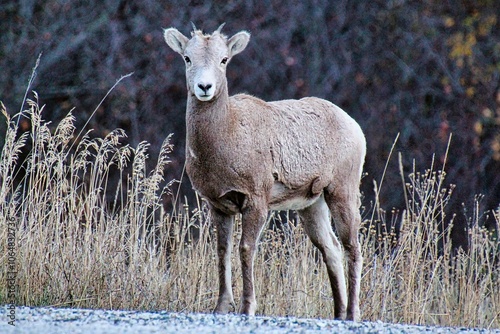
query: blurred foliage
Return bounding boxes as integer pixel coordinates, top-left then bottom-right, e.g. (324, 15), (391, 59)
(1, 0), (499, 237)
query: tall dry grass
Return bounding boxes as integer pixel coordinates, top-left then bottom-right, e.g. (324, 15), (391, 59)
(0, 93), (498, 329)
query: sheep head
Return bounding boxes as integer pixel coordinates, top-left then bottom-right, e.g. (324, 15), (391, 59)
(164, 24), (250, 102)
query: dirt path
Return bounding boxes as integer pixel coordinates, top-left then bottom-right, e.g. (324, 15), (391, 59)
(0, 306), (494, 333)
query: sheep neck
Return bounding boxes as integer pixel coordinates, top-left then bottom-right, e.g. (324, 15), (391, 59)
(186, 82), (231, 154)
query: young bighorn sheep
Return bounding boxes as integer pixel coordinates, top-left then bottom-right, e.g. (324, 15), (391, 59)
(164, 24), (366, 321)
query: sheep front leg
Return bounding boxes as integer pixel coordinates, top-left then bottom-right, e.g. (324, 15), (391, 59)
(213, 209), (236, 314)
(239, 204), (267, 315)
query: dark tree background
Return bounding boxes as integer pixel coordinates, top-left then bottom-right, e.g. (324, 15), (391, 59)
(1, 1), (499, 242)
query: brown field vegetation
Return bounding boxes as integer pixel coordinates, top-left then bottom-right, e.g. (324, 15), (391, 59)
(0, 93), (498, 329)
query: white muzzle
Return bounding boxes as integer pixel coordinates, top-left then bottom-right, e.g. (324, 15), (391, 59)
(194, 69), (216, 101)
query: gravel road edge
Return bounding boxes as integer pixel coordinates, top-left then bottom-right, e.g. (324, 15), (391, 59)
(0, 306), (497, 333)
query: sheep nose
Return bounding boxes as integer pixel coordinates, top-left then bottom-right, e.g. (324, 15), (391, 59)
(197, 83), (212, 93)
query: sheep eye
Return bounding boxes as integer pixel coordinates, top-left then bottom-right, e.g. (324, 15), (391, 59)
(184, 56), (191, 64)
(221, 57), (228, 65)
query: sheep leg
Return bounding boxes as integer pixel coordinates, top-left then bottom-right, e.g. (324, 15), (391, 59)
(299, 195), (348, 320)
(213, 209), (236, 314)
(325, 187), (362, 321)
(239, 203), (267, 315)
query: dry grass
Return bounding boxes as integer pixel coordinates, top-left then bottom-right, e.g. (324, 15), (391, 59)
(0, 94), (498, 329)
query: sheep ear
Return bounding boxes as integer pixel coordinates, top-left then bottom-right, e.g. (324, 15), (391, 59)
(164, 28), (189, 54)
(227, 31), (250, 57)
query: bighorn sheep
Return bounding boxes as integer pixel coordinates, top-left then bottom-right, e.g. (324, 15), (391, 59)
(163, 24), (366, 321)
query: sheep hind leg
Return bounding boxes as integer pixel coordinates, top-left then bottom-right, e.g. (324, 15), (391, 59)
(298, 194), (348, 320)
(324, 187), (362, 321)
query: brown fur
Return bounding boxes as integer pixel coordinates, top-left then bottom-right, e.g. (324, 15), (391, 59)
(164, 25), (366, 321)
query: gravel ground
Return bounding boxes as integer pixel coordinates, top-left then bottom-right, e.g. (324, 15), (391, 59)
(0, 306), (497, 334)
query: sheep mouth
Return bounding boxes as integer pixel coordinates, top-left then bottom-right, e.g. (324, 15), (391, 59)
(195, 93), (215, 102)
